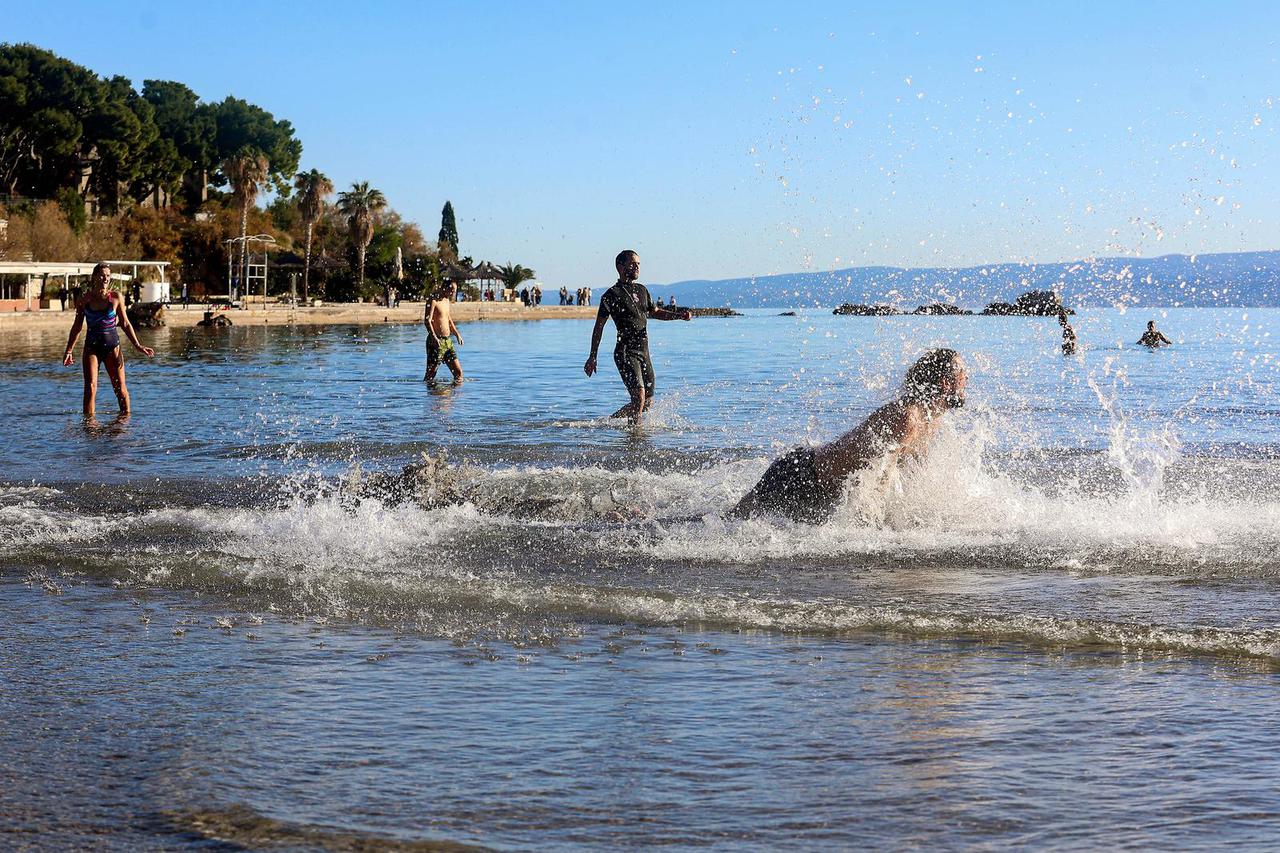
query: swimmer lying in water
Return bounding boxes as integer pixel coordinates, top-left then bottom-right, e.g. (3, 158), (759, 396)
(730, 348), (968, 524)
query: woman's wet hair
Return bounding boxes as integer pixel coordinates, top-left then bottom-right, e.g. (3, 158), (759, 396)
(903, 348), (960, 403)
(92, 261), (110, 276)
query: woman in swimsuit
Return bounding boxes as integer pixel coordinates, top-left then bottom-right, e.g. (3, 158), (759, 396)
(62, 262), (155, 415)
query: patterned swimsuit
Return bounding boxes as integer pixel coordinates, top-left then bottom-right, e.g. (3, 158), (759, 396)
(83, 300), (120, 359)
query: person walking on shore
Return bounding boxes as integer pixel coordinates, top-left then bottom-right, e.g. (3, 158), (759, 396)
(424, 281), (464, 383)
(583, 249), (691, 423)
(62, 262), (155, 415)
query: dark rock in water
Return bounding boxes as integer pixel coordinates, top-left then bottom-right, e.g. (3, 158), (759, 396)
(687, 306), (743, 317)
(127, 302), (166, 328)
(197, 311), (234, 327)
(779, 311), (797, 316)
(343, 452), (647, 522)
(912, 302), (973, 315)
(833, 303), (901, 316)
(983, 290), (1072, 316)
(344, 453), (471, 510)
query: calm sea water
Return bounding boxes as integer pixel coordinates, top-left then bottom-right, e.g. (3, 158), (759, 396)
(4, 306), (1280, 849)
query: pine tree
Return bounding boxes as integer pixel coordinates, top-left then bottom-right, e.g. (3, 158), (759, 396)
(439, 201), (459, 257)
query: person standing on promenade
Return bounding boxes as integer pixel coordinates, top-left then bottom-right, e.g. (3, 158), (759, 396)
(730, 349), (968, 523)
(61, 262), (155, 415)
(1137, 320), (1173, 348)
(424, 280), (464, 383)
(583, 249), (691, 423)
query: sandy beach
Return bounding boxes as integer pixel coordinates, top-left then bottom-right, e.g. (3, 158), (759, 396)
(0, 301), (597, 330)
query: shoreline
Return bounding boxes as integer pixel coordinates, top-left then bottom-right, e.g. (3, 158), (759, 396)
(0, 301), (597, 330)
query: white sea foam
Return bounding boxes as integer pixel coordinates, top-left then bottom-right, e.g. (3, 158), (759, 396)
(6, 396), (1280, 658)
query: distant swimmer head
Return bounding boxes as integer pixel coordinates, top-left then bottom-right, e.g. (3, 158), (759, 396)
(615, 249), (640, 281)
(903, 348), (966, 409)
(1147, 320), (1156, 330)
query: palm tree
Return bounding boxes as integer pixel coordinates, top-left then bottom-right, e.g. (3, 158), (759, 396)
(498, 262), (536, 290)
(221, 147), (269, 297)
(294, 168), (333, 302)
(336, 181), (387, 290)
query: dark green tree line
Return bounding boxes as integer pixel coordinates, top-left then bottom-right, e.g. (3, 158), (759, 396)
(0, 43), (301, 212)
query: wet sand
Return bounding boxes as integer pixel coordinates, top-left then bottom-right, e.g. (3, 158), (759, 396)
(0, 301), (596, 330)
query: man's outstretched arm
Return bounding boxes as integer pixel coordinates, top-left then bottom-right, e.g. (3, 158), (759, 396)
(650, 306), (691, 321)
(584, 307), (609, 375)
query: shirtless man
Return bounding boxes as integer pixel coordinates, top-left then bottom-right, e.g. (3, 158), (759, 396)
(424, 280), (464, 383)
(1137, 320), (1172, 348)
(731, 348), (968, 523)
(583, 249), (691, 422)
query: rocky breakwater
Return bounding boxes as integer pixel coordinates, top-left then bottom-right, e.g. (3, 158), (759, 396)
(833, 291), (1072, 317)
(980, 290), (1073, 316)
(832, 303), (903, 316)
(686, 306), (743, 317)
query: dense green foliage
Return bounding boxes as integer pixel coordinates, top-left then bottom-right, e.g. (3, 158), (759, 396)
(293, 168), (334, 301)
(337, 181), (388, 289)
(0, 45), (535, 303)
(0, 43), (300, 211)
(498, 263), (536, 289)
(438, 200), (459, 257)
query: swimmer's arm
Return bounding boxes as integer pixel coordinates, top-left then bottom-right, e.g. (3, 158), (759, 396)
(893, 405), (931, 464)
(63, 299), (85, 365)
(1159, 332), (1173, 344)
(426, 301), (441, 340)
(584, 306), (609, 375)
(449, 316), (463, 345)
(116, 295), (155, 356)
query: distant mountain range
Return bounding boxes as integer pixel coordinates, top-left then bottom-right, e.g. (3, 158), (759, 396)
(656, 250), (1280, 310)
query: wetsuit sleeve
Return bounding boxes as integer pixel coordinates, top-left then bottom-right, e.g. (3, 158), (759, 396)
(642, 285), (654, 314)
(596, 292), (611, 323)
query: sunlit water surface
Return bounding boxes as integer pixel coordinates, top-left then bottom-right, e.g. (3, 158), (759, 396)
(4, 307), (1280, 848)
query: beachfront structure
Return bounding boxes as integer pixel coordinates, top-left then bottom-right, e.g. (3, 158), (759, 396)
(223, 234), (276, 299)
(0, 261), (170, 312)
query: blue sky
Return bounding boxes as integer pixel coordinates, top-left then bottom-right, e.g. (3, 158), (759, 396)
(8, 1), (1279, 286)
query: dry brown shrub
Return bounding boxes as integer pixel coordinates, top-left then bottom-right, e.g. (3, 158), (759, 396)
(25, 202), (80, 262)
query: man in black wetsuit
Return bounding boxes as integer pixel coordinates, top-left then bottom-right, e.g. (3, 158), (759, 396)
(583, 249), (691, 422)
